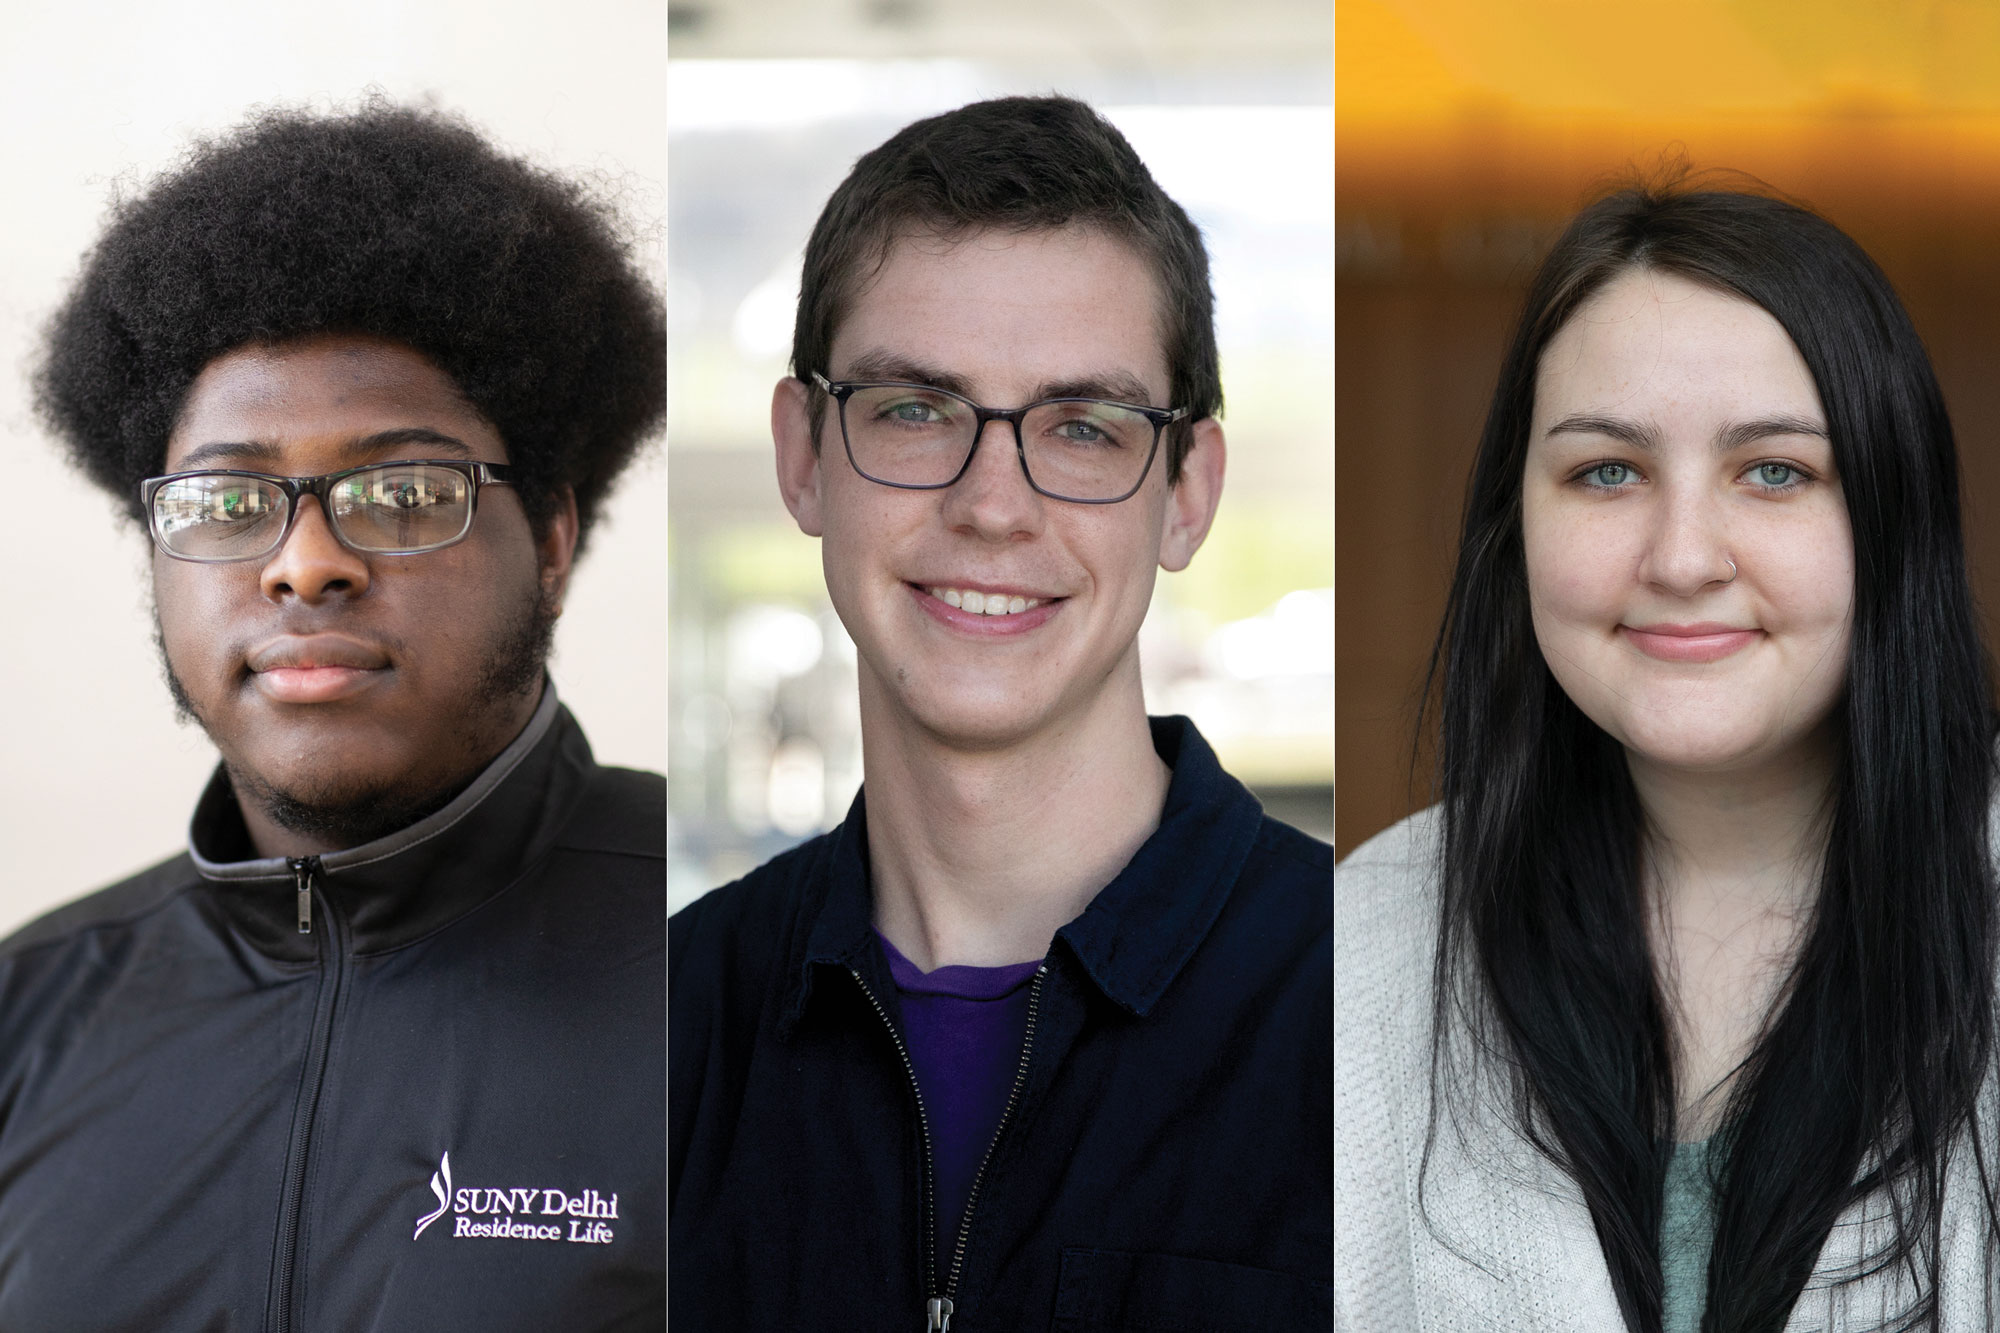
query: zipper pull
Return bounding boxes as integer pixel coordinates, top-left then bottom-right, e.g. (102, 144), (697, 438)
(287, 856), (321, 934)
(925, 1296), (953, 1331)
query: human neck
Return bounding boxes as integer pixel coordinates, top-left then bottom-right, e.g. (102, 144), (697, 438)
(1628, 729), (1839, 1136)
(1627, 730), (1838, 913)
(860, 673), (1171, 972)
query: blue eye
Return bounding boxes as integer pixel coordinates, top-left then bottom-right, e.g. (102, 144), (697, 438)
(880, 395), (964, 424)
(1752, 462), (1798, 487)
(1583, 462), (1633, 488)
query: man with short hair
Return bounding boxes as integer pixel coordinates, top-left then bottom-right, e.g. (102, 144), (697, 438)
(5, 105), (665, 1327)
(670, 96), (1333, 1330)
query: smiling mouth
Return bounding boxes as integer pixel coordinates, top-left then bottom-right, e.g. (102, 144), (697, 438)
(1621, 624), (1762, 663)
(922, 585), (1048, 617)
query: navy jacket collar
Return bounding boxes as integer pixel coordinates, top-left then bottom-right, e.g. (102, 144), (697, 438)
(782, 716), (1265, 1031)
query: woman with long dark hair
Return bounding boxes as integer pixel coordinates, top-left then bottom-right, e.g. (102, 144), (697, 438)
(1335, 184), (2000, 1332)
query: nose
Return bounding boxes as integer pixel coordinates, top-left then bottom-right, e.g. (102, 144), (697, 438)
(1636, 484), (1735, 596)
(939, 418), (1045, 541)
(259, 496), (372, 603)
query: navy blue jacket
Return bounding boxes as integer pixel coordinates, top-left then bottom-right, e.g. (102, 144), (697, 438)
(669, 717), (1333, 1330)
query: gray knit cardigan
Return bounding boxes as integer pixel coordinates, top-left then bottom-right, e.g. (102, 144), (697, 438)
(1334, 808), (1999, 1332)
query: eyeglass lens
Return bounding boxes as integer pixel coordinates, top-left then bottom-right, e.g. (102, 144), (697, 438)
(151, 463), (475, 560)
(840, 385), (1158, 501)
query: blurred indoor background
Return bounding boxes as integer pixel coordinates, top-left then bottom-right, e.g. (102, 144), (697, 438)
(1339, 0), (2000, 853)
(0, 0), (665, 936)
(668, 0), (1334, 908)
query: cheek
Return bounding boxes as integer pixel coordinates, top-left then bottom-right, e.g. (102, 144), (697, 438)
(1810, 534), (1856, 633)
(1523, 507), (1623, 631)
(152, 564), (228, 676)
(419, 551), (537, 653)
(816, 488), (911, 600)
(1752, 512), (1855, 637)
(1073, 513), (1160, 615)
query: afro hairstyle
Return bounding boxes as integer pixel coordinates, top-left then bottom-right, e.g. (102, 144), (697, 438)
(35, 100), (664, 554)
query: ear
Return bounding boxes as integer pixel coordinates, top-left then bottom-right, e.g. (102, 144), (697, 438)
(536, 486), (581, 615)
(773, 376), (826, 537)
(1158, 418), (1226, 572)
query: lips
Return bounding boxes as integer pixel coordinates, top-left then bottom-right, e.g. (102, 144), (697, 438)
(1621, 622), (1761, 664)
(909, 582), (1063, 635)
(246, 634), (392, 703)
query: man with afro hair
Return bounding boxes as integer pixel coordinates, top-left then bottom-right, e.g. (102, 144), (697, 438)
(1, 103), (665, 1327)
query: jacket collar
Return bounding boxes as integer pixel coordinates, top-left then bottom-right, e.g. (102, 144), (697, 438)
(189, 686), (592, 960)
(781, 716), (1265, 1032)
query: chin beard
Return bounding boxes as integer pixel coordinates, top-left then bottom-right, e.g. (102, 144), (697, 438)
(225, 764), (466, 850)
(157, 585), (559, 850)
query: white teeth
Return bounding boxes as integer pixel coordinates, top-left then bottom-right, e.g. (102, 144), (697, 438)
(926, 587), (1044, 617)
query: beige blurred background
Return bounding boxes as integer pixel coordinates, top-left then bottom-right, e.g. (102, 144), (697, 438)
(1338, 0), (2000, 854)
(666, 0), (1335, 908)
(0, 0), (665, 936)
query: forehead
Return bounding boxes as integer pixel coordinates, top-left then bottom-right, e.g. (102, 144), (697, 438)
(165, 334), (503, 471)
(829, 225), (1169, 398)
(1533, 268), (1823, 429)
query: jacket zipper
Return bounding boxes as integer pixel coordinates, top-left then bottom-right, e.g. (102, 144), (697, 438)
(271, 857), (345, 1333)
(848, 967), (946, 1330)
(852, 962), (1049, 1333)
(941, 966), (1046, 1321)
(289, 856), (314, 934)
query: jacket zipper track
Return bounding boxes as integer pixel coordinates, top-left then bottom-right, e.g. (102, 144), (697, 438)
(272, 857), (345, 1333)
(943, 966), (1046, 1314)
(848, 967), (946, 1330)
(852, 961), (1049, 1333)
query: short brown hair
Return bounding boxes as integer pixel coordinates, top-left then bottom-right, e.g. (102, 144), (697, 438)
(790, 95), (1219, 482)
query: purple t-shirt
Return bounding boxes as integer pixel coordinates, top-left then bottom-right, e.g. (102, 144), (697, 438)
(874, 930), (1042, 1249)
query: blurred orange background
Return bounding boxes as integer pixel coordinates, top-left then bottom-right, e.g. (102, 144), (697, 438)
(1337, 0), (2000, 853)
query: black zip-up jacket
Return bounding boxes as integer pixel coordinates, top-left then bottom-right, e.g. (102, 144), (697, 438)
(0, 690), (664, 1330)
(669, 716), (1334, 1331)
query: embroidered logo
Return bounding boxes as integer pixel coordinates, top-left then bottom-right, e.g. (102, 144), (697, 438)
(413, 1152), (454, 1239)
(412, 1150), (620, 1245)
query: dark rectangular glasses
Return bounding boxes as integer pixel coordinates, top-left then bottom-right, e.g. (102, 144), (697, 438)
(139, 459), (515, 563)
(812, 372), (1184, 504)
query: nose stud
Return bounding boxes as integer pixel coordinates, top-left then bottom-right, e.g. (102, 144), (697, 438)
(1721, 556), (1737, 585)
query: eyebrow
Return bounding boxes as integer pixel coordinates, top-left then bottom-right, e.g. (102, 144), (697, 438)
(1715, 415), (1829, 450)
(174, 427), (475, 470)
(1543, 413), (1828, 452)
(836, 351), (1162, 408)
(1034, 372), (1160, 408)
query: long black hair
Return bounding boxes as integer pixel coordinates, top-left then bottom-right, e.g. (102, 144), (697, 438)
(1426, 182), (1998, 1331)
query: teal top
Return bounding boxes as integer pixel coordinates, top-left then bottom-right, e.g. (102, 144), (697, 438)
(1661, 1138), (1716, 1333)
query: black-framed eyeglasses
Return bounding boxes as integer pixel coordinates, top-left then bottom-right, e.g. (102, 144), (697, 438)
(139, 459), (516, 563)
(811, 371), (1186, 505)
